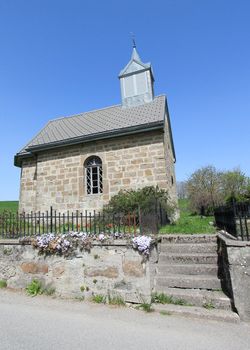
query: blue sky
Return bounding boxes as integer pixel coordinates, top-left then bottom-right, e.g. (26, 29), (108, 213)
(0, 0), (249, 200)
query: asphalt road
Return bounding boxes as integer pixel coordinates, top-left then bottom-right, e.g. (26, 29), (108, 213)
(0, 290), (249, 350)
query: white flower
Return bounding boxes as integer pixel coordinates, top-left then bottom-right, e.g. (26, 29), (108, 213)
(132, 235), (152, 255)
(98, 233), (105, 241)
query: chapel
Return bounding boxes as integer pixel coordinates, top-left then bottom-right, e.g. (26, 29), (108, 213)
(14, 46), (177, 213)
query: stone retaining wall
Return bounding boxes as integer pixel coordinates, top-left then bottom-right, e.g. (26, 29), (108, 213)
(0, 240), (158, 303)
(218, 232), (250, 321)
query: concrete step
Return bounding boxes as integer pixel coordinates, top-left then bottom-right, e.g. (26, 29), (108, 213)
(157, 263), (218, 276)
(160, 234), (217, 244)
(155, 275), (221, 290)
(152, 287), (231, 310)
(152, 304), (240, 323)
(160, 243), (217, 254)
(159, 253), (218, 265)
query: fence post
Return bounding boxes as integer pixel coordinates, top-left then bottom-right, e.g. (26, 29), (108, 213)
(50, 206), (53, 233)
(138, 206), (142, 235)
(232, 200), (238, 239)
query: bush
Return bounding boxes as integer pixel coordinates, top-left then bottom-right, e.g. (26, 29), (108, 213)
(105, 186), (174, 218)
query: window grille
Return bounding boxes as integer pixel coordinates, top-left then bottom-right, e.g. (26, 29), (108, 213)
(85, 156), (103, 195)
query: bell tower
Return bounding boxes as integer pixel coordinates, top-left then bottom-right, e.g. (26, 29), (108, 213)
(119, 44), (154, 108)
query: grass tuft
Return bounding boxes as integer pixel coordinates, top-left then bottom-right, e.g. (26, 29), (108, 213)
(203, 301), (215, 310)
(26, 279), (43, 296)
(108, 294), (125, 306)
(0, 280), (7, 288)
(160, 310), (172, 316)
(26, 280), (56, 297)
(152, 292), (193, 306)
(91, 294), (106, 304)
(42, 286), (56, 296)
(137, 302), (154, 313)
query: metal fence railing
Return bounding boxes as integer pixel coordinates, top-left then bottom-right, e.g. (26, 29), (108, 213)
(0, 201), (170, 239)
(0, 207), (141, 239)
(214, 202), (250, 241)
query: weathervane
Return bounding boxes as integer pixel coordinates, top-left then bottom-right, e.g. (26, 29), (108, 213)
(130, 32), (136, 48)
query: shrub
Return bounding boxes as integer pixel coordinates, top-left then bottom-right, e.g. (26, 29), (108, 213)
(105, 186), (174, 218)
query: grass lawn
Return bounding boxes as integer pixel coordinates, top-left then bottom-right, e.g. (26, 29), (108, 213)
(0, 201), (19, 214)
(160, 199), (216, 234)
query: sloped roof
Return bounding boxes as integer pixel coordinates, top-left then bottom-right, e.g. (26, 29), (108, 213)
(15, 95), (166, 163)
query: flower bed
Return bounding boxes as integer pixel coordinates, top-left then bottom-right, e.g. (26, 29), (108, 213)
(23, 232), (153, 257)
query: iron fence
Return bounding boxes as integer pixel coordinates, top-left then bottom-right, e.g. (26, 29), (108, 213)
(214, 202), (250, 241)
(0, 207), (141, 239)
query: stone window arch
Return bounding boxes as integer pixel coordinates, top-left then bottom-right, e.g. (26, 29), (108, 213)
(84, 156), (103, 195)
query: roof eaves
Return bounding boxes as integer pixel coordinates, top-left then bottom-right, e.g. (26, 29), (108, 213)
(15, 121), (164, 163)
(164, 97), (176, 163)
(119, 59), (151, 77)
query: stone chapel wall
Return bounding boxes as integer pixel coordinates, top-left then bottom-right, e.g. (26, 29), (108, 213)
(19, 130), (173, 213)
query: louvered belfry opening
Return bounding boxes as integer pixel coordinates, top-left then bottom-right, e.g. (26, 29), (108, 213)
(85, 156), (103, 195)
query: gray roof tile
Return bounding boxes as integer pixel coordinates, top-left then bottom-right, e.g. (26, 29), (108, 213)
(17, 95), (165, 155)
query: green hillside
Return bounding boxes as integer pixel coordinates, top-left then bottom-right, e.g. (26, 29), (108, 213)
(0, 201), (19, 213)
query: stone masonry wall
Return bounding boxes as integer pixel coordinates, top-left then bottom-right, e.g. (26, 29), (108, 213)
(19, 130), (176, 213)
(0, 241), (156, 303)
(218, 232), (250, 322)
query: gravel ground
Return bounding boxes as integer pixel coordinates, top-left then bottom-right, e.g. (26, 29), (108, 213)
(0, 289), (250, 350)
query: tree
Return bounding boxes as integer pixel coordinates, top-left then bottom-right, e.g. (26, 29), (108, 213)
(186, 166), (222, 215)
(186, 166), (250, 214)
(221, 169), (250, 203)
(177, 181), (187, 199)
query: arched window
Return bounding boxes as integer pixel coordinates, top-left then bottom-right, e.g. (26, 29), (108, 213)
(85, 156), (103, 195)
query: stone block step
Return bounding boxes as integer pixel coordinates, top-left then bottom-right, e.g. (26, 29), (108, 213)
(153, 287), (231, 310)
(159, 253), (218, 265)
(157, 263), (218, 276)
(160, 243), (217, 254)
(155, 275), (221, 290)
(160, 234), (217, 244)
(152, 304), (239, 323)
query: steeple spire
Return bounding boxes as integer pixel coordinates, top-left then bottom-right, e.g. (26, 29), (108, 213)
(131, 47), (141, 62)
(130, 33), (141, 61)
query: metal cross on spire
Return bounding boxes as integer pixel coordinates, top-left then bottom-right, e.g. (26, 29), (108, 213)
(130, 32), (136, 48)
